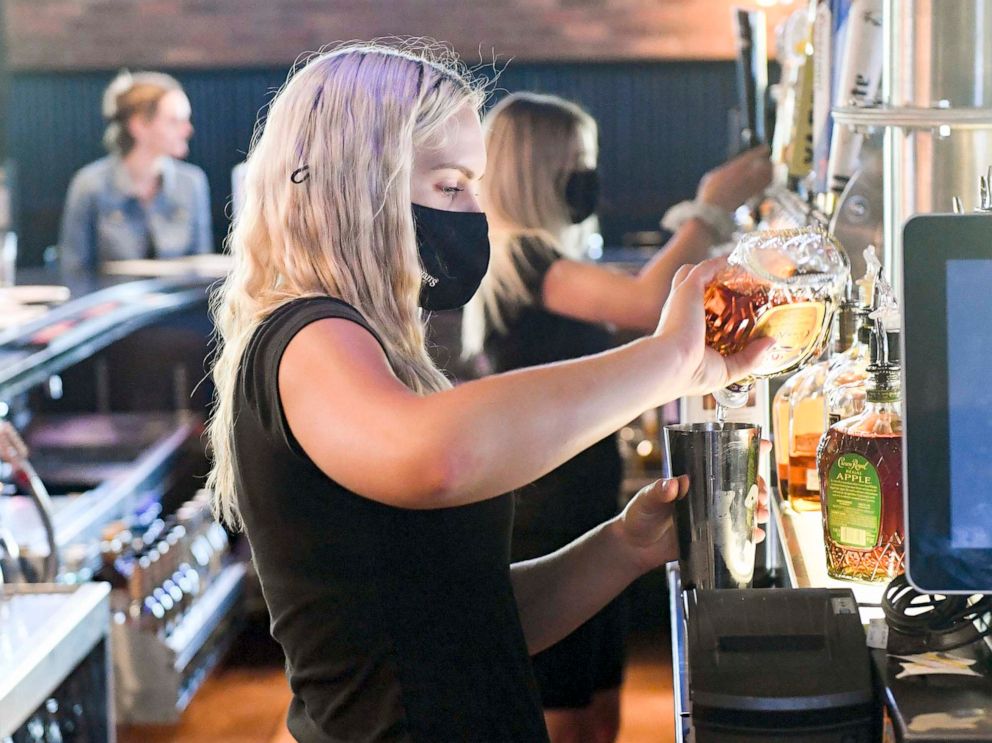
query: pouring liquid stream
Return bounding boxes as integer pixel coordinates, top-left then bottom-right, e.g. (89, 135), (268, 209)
(715, 403), (728, 426)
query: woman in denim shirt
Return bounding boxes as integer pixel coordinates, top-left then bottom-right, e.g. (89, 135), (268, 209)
(59, 71), (212, 274)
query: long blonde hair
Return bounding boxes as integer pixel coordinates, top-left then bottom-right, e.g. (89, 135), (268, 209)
(462, 92), (598, 357)
(208, 42), (485, 528)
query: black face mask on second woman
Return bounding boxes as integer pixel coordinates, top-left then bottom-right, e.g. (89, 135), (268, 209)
(564, 169), (600, 224)
(412, 203), (491, 311)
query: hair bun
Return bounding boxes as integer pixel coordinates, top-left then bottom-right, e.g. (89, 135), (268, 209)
(102, 69), (134, 121)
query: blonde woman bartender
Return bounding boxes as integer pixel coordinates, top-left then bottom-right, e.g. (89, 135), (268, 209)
(463, 92), (771, 743)
(207, 43), (771, 743)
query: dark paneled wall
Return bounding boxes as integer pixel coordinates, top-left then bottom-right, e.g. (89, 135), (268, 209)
(7, 62), (737, 265)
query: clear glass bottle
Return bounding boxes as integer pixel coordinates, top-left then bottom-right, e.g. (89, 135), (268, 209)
(772, 376), (798, 495)
(704, 228), (849, 409)
(823, 308), (872, 425)
(817, 327), (903, 583)
(786, 361), (829, 511)
(822, 246), (882, 426)
(786, 299), (860, 511)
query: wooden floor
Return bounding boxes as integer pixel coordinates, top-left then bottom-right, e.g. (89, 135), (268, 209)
(118, 629), (675, 743)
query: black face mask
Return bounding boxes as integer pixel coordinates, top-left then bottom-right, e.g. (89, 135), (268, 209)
(413, 203), (490, 311)
(564, 169), (600, 224)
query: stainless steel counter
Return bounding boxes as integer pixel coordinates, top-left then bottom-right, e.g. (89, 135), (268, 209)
(113, 561), (246, 723)
(0, 268), (236, 732)
(0, 582), (112, 737)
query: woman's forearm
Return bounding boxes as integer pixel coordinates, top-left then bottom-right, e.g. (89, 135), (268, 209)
(634, 218), (716, 306)
(510, 519), (646, 654)
(282, 259), (745, 512)
(420, 336), (685, 505)
(540, 219), (717, 333)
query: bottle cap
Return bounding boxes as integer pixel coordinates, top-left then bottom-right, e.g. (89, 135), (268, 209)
(869, 323), (902, 364)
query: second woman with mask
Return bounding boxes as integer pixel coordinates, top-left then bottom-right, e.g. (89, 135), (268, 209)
(463, 92), (772, 743)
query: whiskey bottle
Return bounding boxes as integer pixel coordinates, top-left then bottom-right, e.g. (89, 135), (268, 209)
(704, 228), (848, 409)
(817, 325), (903, 582)
(771, 376), (797, 495)
(786, 297), (860, 511)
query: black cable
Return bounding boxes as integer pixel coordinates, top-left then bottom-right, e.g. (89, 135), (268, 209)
(882, 574), (992, 653)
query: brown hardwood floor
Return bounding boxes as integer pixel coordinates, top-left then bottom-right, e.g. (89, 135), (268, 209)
(617, 633), (676, 743)
(118, 630), (675, 743)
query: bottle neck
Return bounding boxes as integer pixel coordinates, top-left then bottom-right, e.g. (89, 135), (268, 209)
(834, 306), (872, 357)
(865, 393), (901, 408)
(830, 303), (851, 355)
(866, 363), (901, 405)
(831, 335), (853, 356)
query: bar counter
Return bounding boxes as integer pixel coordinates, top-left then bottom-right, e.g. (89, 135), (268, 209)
(0, 263), (217, 400)
(668, 493), (992, 742)
(0, 583), (112, 739)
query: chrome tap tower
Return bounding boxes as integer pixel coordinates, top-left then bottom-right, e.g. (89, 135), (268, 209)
(833, 1), (992, 297)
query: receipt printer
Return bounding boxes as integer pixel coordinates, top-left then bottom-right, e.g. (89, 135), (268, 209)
(685, 588), (877, 742)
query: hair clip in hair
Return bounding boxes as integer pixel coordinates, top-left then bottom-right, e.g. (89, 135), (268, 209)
(291, 165), (310, 184)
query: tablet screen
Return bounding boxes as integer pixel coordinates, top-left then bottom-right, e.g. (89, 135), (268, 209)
(904, 213), (992, 593)
(947, 259), (992, 549)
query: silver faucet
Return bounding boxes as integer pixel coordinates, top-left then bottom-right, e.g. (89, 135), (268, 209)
(0, 422), (60, 583)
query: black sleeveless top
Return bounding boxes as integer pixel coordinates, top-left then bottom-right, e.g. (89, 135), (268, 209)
(483, 240), (623, 556)
(233, 297), (548, 742)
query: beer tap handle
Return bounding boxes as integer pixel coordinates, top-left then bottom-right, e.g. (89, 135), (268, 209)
(0, 421), (60, 582)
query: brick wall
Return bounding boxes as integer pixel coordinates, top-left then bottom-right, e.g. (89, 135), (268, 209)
(7, 0), (791, 70)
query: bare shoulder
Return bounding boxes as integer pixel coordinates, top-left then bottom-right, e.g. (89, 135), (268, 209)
(275, 315), (436, 506)
(280, 316), (402, 394)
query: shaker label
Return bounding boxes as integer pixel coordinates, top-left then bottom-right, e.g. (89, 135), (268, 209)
(753, 302), (826, 376)
(825, 453), (881, 549)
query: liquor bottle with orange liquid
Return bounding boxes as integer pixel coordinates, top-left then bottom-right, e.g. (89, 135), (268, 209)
(771, 377), (797, 494)
(704, 228), (849, 411)
(817, 321), (903, 582)
(785, 296), (860, 511)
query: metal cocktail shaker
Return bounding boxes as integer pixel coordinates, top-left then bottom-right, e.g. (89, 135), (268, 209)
(664, 422), (761, 590)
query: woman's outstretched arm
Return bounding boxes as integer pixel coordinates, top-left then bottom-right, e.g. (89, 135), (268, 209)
(279, 258), (771, 509)
(540, 146), (774, 332)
